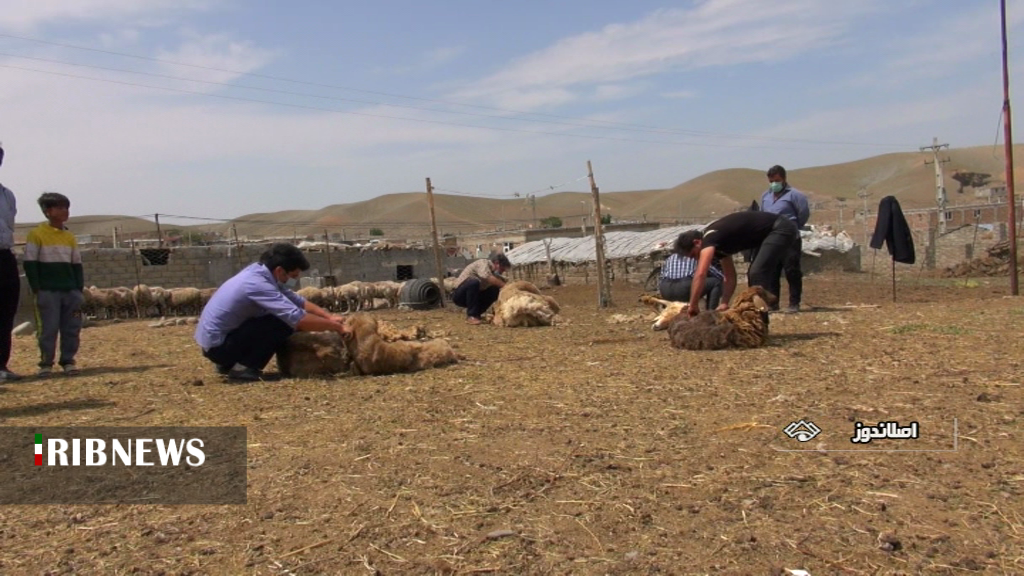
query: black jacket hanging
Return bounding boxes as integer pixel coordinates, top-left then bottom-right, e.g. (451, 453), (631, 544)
(869, 196), (915, 264)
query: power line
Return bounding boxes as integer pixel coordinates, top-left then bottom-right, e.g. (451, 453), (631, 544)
(0, 32), (916, 149)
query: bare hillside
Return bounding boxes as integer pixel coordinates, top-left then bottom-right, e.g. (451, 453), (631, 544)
(36, 145), (1023, 240)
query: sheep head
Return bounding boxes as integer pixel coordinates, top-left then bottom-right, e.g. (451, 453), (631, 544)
(733, 286), (777, 310)
(639, 294), (689, 331)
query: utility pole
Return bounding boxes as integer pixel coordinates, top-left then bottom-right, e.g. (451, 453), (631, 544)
(426, 177), (447, 304)
(857, 189), (872, 246)
(529, 194), (537, 228)
(921, 137), (951, 234)
(1001, 0), (1019, 295)
(587, 160), (612, 308)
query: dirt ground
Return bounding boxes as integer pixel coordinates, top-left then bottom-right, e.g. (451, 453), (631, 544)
(0, 270), (1022, 575)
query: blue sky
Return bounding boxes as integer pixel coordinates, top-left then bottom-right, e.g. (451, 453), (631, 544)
(1, 0), (1022, 224)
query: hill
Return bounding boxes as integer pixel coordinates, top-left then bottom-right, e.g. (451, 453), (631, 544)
(35, 144), (1024, 241)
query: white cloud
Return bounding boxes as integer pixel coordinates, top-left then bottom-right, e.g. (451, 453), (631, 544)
(0, 0), (216, 32)
(451, 0), (885, 109)
(423, 46), (463, 68)
(592, 84), (644, 102)
(153, 31), (279, 86)
(372, 45), (466, 76)
(846, 3), (1024, 87)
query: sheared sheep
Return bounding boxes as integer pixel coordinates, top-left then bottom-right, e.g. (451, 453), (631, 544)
(666, 287), (777, 350)
(343, 314), (458, 376)
(276, 332), (350, 378)
(490, 280), (560, 327)
(639, 294), (689, 331)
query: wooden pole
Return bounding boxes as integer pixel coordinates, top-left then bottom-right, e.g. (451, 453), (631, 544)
(231, 224), (242, 269)
(129, 237), (142, 290)
(588, 160), (612, 308)
(324, 229), (333, 278)
(154, 213), (163, 248)
(1001, 0), (1019, 295)
(426, 177), (447, 305)
(891, 257), (896, 302)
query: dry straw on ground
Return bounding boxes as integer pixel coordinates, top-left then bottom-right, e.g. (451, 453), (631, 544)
(0, 272), (1021, 574)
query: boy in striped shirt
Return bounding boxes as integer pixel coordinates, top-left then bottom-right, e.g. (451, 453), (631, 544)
(23, 192), (85, 376)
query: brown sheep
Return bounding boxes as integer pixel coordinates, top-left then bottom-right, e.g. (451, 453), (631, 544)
(343, 314), (458, 376)
(276, 332), (350, 378)
(666, 287), (777, 350)
(491, 280), (560, 327)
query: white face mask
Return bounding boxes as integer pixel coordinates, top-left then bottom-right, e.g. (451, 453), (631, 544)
(276, 269), (299, 290)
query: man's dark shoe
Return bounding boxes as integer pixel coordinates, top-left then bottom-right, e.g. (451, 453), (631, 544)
(0, 369), (23, 382)
(215, 364), (231, 375)
(785, 304), (800, 314)
(226, 367), (262, 382)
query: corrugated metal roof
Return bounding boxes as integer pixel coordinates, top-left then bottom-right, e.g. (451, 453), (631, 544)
(505, 225), (856, 265)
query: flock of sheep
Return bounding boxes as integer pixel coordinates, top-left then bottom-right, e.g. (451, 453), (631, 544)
(80, 279), (461, 320)
(81, 275), (778, 379)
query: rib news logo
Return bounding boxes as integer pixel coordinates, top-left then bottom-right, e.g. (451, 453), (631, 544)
(3, 427), (247, 505)
(33, 433), (206, 467)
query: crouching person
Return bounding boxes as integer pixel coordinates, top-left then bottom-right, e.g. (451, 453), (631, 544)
(195, 243), (351, 382)
(451, 253), (511, 325)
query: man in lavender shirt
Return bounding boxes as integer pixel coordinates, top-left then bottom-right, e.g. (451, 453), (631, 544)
(195, 243), (350, 382)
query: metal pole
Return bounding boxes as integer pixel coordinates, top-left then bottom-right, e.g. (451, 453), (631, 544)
(1002, 0), (1019, 295)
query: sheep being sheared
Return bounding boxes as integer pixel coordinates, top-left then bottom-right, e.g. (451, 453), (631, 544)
(666, 287), (777, 350)
(276, 332), (350, 378)
(343, 314), (458, 376)
(275, 319), (429, 378)
(491, 280), (560, 327)
(639, 294), (689, 331)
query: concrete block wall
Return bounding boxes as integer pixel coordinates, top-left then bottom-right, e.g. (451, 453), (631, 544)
(931, 226), (1003, 269)
(512, 247), (862, 288)
(62, 244), (471, 289)
(11, 245), (470, 325)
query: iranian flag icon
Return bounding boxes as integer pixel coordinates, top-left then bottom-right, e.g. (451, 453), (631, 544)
(34, 433), (42, 466)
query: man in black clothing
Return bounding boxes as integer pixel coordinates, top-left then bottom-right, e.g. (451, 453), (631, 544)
(675, 211), (799, 317)
(0, 144), (22, 382)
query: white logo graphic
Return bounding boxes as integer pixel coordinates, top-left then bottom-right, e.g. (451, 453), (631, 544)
(783, 420), (821, 442)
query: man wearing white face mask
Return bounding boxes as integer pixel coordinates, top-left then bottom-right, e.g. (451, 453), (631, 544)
(195, 243), (350, 382)
(760, 165), (810, 313)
